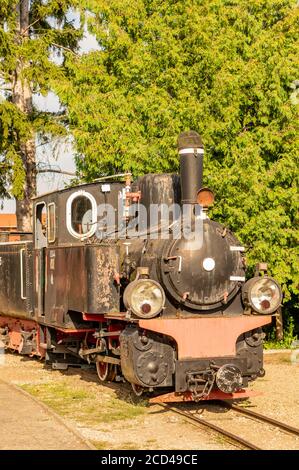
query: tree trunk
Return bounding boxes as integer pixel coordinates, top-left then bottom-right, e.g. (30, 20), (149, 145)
(275, 308), (284, 341)
(12, 1), (36, 233)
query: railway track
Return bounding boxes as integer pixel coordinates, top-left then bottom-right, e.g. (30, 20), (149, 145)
(159, 403), (260, 450)
(220, 401), (299, 439)
(159, 401), (299, 450)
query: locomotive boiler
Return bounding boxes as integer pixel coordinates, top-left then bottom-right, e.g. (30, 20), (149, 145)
(0, 131), (282, 401)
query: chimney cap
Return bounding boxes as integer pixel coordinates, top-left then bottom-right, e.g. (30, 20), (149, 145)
(177, 131), (203, 151)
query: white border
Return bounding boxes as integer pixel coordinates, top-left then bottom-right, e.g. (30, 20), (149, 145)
(178, 148), (204, 155)
(66, 190), (97, 240)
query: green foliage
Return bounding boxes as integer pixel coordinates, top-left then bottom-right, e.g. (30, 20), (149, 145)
(0, 98), (31, 197)
(264, 315), (298, 349)
(9, 149), (26, 198)
(55, 0), (299, 306)
(0, 0), (83, 199)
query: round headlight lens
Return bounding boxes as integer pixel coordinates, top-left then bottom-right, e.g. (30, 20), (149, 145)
(124, 279), (165, 319)
(243, 277), (282, 314)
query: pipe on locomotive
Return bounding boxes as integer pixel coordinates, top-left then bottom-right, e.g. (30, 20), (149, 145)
(177, 131), (204, 204)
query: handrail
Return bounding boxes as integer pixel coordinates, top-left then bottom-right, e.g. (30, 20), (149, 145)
(20, 248), (27, 300)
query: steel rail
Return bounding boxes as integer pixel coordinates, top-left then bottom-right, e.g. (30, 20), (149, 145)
(159, 404), (261, 450)
(220, 401), (299, 437)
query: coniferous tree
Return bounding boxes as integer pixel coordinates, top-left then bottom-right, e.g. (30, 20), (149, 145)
(0, 0), (81, 230)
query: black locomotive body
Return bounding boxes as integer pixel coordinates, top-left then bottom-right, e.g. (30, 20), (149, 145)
(0, 132), (282, 401)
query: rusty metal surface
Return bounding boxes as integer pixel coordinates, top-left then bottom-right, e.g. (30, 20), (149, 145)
(43, 244), (120, 328)
(96, 355), (120, 365)
(149, 389), (261, 404)
(86, 244), (120, 313)
(0, 316), (40, 355)
(54, 327), (95, 333)
(0, 242), (34, 319)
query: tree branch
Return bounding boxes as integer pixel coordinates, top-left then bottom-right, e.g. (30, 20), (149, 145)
(51, 43), (79, 56)
(38, 168), (76, 176)
(21, 17), (42, 36)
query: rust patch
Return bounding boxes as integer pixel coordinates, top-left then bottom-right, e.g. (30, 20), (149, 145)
(87, 245), (120, 313)
(149, 389), (261, 403)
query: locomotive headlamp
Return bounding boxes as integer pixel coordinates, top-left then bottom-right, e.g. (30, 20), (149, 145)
(242, 276), (282, 314)
(124, 279), (165, 319)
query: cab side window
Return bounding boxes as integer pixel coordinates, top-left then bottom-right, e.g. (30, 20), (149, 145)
(47, 203), (56, 243)
(35, 203), (47, 248)
(71, 196), (93, 235)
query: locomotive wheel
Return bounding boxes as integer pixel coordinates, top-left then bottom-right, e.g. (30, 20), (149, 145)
(131, 383), (145, 397)
(96, 361), (116, 382)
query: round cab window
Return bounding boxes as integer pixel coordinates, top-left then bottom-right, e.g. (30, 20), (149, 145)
(66, 191), (97, 239)
(72, 196), (92, 234)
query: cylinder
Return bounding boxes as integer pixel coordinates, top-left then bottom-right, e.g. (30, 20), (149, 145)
(177, 131), (204, 204)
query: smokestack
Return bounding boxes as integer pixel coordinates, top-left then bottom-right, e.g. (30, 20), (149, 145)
(177, 131), (204, 204)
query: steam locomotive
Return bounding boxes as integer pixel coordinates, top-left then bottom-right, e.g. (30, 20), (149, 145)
(0, 131), (282, 401)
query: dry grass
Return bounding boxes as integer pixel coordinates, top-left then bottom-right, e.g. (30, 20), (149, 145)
(21, 380), (146, 426)
(91, 440), (111, 450)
